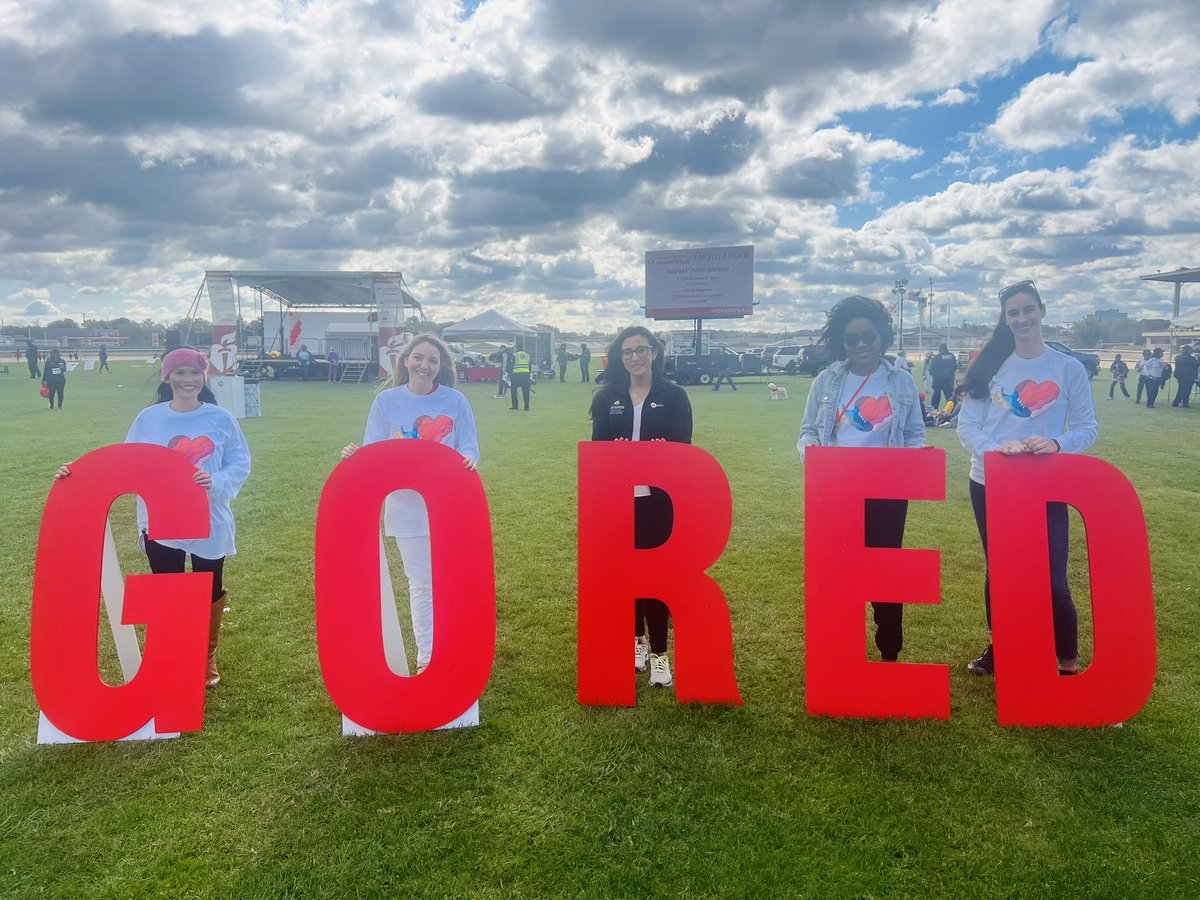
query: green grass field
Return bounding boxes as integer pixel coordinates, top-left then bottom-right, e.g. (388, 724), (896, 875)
(1, 361), (1198, 897)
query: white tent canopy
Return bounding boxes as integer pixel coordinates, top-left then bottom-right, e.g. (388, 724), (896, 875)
(442, 308), (535, 341)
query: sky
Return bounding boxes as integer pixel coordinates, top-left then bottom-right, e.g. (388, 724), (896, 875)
(1, 0), (1198, 334)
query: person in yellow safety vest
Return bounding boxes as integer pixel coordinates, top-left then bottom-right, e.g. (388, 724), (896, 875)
(510, 348), (532, 410)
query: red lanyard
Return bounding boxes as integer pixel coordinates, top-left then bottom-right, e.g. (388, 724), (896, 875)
(834, 366), (878, 429)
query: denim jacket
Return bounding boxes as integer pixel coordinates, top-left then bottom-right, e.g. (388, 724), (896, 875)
(796, 358), (926, 461)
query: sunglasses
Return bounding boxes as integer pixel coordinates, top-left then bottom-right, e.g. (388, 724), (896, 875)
(999, 279), (1038, 302)
(842, 331), (879, 347)
(621, 345), (653, 359)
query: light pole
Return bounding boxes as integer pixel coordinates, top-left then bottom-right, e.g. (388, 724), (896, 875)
(891, 279), (908, 351)
(911, 290), (924, 358)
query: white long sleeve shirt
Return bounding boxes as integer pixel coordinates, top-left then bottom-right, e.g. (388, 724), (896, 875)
(362, 384), (480, 537)
(956, 347), (1097, 485)
(125, 402), (251, 558)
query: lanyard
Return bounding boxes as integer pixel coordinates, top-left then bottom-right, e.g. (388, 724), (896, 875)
(834, 365), (879, 430)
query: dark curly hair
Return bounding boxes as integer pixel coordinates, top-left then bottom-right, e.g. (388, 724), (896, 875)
(818, 295), (895, 361)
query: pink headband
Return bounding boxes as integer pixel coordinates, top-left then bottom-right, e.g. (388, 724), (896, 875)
(161, 348), (209, 380)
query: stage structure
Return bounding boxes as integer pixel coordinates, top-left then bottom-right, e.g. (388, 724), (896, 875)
(181, 271), (425, 380)
(644, 245), (755, 366)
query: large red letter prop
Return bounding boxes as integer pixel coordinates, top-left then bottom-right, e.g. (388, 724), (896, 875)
(986, 453), (1155, 726)
(805, 447), (948, 719)
(577, 441), (741, 706)
(315, 440), (495, 733)
(30, 445), (213, 741)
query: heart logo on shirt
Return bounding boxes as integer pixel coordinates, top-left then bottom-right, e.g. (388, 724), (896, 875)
(855, 395), (893, 427)
(168, 434), (215, 464)
(413, 415), (454, 443)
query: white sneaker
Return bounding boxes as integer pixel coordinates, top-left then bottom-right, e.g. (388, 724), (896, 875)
(634, 638), (649, 672)
(648, 653), (673, 687)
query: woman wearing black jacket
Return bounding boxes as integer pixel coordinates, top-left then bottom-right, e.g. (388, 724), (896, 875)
(590, 325), (692, 688)
(42, 349), (67, 409)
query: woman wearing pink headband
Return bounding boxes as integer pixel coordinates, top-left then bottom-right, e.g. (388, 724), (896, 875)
(55, 347), (251, 689)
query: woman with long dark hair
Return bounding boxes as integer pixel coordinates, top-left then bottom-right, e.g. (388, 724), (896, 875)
(340, 333), (479, 674)
(956, 280), (1097, 676)
(590, 325), (692, 688)
(41, 349), (67, 409)
(55, 347), (251, 688)
(797, 295), (926, 662)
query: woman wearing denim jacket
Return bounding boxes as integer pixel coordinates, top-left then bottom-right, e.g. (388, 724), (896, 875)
(797, 295), (926, 661)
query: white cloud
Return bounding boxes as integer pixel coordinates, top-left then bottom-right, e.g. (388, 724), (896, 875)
(932, 88), (976, 106)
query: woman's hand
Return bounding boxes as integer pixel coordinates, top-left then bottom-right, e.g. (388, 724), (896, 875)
(462, 457), (478, 472)
(54, 465), (71, 480)
(340, 443), (359, 460)
(193, 469), (213, 490)
(996, 440), (1028, 456)
(1023, 435), (1060, 455)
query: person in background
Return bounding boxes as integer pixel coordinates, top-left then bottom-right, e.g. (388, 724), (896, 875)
(928, 343), (958, 409)
(893, 350), (912, 372)
(326, 348), (340, 382)
(1140, 348), (1166, 409)
(590, 325), (692, 688)
(580, 343), (591, 383)
(297, 344), (313, 381)
(1171, 344), (1197, 408)
(493, 345), (512, 399)
(1134, 348), (1152, 404)
(42, 349), (67, 409)
(956, 279), (1097, 678)
(556, 343), (570, 382)
(98, 344), (111, 373)
(25, 339), (40, 379)
(340, 334), (479, 674)
(56, 347), (251, 688)
(712, 351), (738, 391)
(798, 295), (925, 663)
(1108, 353), (1130, 400)
(510, 345), (532, 411)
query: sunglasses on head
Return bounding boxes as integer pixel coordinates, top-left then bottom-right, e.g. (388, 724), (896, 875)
(842, 331), (879, 347)
(999, 279), (1039, 302)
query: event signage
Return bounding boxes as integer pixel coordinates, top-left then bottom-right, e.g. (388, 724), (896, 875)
(644, 245), (754, 319)
(29, 442), (1156, 744)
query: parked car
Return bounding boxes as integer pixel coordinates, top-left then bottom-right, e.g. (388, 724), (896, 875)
(770, 346), (804, 372)
(796, 344), (832, 376)
(1046, 340), (1100, 379)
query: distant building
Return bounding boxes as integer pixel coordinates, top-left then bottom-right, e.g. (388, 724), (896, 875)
(1095, 308), (1128, 322)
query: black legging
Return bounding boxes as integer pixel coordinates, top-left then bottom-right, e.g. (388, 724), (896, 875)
(144, 537), (225, 604)
(931, 378), (955, 408)
(634, 489), (673, 653)
(865, 499), (908, 660)
(45, 380), (65, 408)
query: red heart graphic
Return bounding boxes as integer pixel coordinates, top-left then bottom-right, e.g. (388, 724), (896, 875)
(1015, 379), (1060, 412)
(168, 434), (215, 465)
(856, 395), (892, 426)
(414, 415), (454, 443)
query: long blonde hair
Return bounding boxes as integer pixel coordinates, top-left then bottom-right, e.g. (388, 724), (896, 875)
(384, 333), (457, 390)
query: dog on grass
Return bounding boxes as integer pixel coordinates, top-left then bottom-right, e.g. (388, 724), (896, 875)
(767, 382), (789, 400)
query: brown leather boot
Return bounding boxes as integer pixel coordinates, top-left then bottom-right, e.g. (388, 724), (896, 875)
(206, 593), (226, 688)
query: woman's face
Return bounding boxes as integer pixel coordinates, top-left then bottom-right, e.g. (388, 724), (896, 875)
(620, 334), (657, 379)
(167, 365), (205, 400)
(1003, 291), (1045, 338)
(405, 340), (441, 387)
(841, 316), (881, 368)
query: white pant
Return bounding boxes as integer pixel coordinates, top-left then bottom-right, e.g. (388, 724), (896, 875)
(395, 536), (434, 669)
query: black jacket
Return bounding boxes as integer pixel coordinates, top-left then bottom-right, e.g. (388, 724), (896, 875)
(590, 376), (692, 443)
(929, 351), (958, 381)
(1175, 352), (1199, 382)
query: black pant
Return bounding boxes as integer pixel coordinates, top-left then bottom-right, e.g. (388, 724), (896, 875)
(634, 490), (673, 653)
(1110, 378), (1129, 398)
(1141, 376), (1161, 408)
(581, 362), (590, 382)
(28, 360), (40, 378)
(144, 538), (225, 604)
(712, 373), (737, 391)
(931, 378), (955, 408)
(98, 360), (110, 372)
(1172, 379), (1193, 406)
(510, 373), (531, 409)
(968, 479), (1077, 663)
(45, 380), (64, 408)
(865, 499), (908, 660)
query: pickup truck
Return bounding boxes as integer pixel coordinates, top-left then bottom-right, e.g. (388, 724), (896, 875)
(663, 348), (767, 385)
